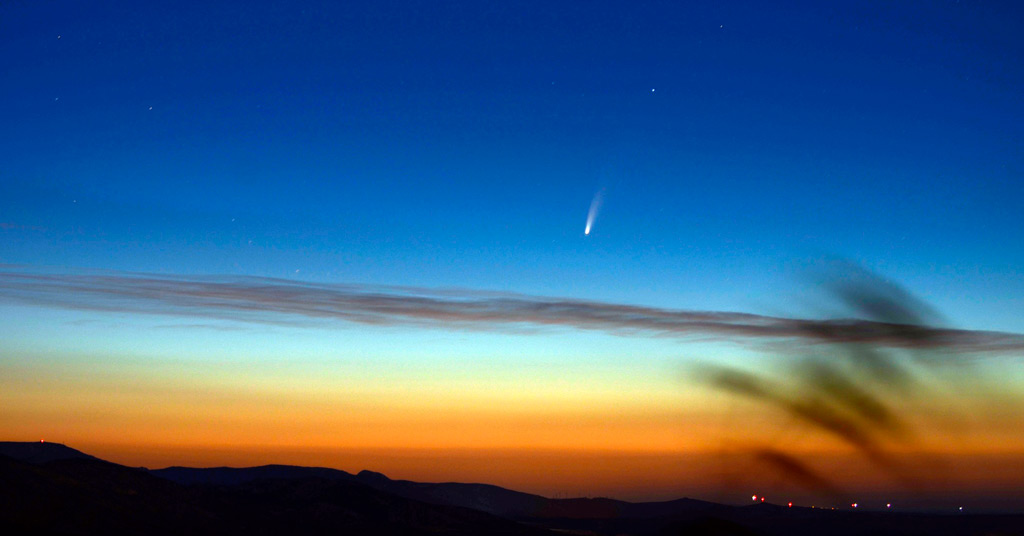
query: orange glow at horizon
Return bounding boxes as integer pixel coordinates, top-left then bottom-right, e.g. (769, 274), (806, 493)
(4, 343), (1024, 505)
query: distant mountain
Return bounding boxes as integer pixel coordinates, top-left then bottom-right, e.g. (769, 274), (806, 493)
(0, 440), (100, 464)
(144, 459), (1024, 536)
(152, 464), (722, 520)
(4, 442), (1024, 536)
(142, 455), (1024, 536)
(0, 443), (549, 535)
(152, 464), (356, 486)
(352, 469), (728, 521)
(0, 454), (225, 534)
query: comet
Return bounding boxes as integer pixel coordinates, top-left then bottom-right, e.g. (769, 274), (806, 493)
(584, 190), (604, 235)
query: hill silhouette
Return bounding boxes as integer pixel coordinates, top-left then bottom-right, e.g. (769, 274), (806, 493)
(3, 442), (1023, 535)
(0, 440), (100, 464)
(151, 464), (727, 520)
(0, 444), (548, 535)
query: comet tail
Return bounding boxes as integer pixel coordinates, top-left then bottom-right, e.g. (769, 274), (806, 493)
(584, 190), (603, 236)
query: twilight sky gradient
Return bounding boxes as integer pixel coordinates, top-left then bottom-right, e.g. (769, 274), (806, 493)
(2, 0), (1023, 509)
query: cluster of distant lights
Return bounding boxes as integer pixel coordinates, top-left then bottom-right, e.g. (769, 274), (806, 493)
(750, 495), (965, 513)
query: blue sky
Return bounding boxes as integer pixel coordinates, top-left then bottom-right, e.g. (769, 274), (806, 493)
(4, 1), (1022, 331)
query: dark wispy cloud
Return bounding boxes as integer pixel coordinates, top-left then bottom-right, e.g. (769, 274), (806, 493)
(0, 267), (1022, 354)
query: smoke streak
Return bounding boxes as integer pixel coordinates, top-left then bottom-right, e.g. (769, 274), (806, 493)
(694, 265), (994, 502)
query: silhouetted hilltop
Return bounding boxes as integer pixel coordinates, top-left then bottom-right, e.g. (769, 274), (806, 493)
(350, 470), (726, 520)
(354, 469), (551, 517)
(0, 454), (224, 534)
(158, 464), (726, 520)
(152, 464), (555, 518)
(4, 442), (1024, 535)
(145, 457), (1024, 535)
(152, 464), (356, 486)
(0, 440), (100, 464)
(0, 442), (550, 535)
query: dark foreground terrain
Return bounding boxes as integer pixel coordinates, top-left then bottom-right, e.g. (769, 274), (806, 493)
(2, 442), (1021, 536)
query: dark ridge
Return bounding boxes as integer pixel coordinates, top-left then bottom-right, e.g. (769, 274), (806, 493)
(0, 448), (551, 535)
(152, 464), (356, 486)
(354, 470), (550, 517)
(0, 440), (100, 464)
(152, 464), (732, 523)
(5, 443), (1024, 535)
(0, 455), (226, 535)
(149, 459), (1024, 535)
